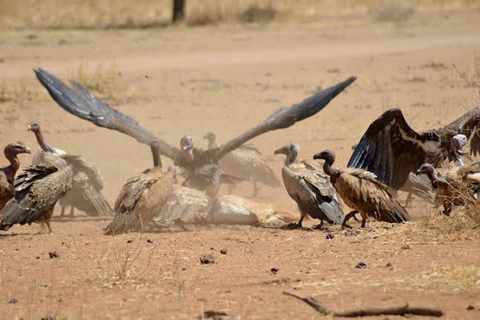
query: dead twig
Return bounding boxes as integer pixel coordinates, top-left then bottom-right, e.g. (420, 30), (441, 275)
(283, 291), (444, 317)
(453, 64), (480, 89)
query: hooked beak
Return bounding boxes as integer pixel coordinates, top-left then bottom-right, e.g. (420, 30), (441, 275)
(312, 152), (322, 160)
(27, 124), (33, 131)
(274, 146), (289, 155)
(23, 146), (32, 154)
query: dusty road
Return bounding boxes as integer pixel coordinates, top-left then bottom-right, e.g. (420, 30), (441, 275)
(1, 10), (480, 319)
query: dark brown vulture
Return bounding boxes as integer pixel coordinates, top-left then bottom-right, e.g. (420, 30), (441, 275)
(274, 142), (344, 229)
(28, 122), (112, 217)
(0, 143), (31, 210)
(105, 142), (175, 235)
(416, 163), (479, 216)
(35, 68), (355, 197)
(348, 107), (480, 190)
(0, 156), (73, 234)
(203, 131), (280, 197)
(314, 150), (409, 228)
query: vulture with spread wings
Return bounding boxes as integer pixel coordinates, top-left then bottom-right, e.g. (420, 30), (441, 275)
(35, 68), (356, 197)
(348, 107), (480, 190)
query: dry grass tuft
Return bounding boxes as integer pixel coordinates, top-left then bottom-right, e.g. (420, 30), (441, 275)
(238, 4), (278, 23)
(0, 78), (44, 106)
(373, 1), (415, 24)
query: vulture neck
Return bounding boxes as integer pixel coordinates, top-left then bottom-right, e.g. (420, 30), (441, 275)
(3, 150), (20, 182)
(208, 140), (218, 150)
(322, 158), (340, 178)
(33, 129), (54, 153)
(285, 151), (297, 166)
(425, 169), (439, 184)
(151, 146), (163, 168)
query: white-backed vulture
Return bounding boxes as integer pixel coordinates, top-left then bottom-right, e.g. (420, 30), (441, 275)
(274, 142), (344, 229)
(28, 122), (112, 217)
(416, 163), (479, 216)
(203, 131), (280, 197)
(35, 68), (355, 197)
(0, 143), (31, 211)
(348, 106), (479, 190)
(313, 150), (409, 228)
(0, 156), (73, 234)
(105, 142), (175, 235)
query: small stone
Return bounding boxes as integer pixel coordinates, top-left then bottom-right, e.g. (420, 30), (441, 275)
(200, 254), (215, 264)
(8, 298), (18, 304)
(386, 263), (393, 268)
(467, 305), (475, 310)
(326, 233), (334, 240)
(49, 251), (58, 259)
(127, 240), (133, 243)
(36, 256), (40, 259)
(356, 262), (367, 269)
(147, 239), (153, 243)
(271, 267), (279, 274)
(220, 249), (227, 255)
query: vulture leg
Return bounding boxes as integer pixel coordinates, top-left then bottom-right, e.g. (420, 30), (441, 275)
(442, 202), (452, 216)
(69, 206), (75, 218)
(252, 181), (260, 198)
(341, 210), (358, 229)
(314, 219), (325, 230)
(45, 220), (53, 234)
(60, 205), (66, 218)
(283, 213), (305, 230)
(360, 213), (368, 228)
(404, 191), (413, 208)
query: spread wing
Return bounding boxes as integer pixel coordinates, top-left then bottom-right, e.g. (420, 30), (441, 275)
(34, 68), (178, 159)
(213, 76), (356, 162)
(441, 105), (480, 157)
(348, 108), (439, 189)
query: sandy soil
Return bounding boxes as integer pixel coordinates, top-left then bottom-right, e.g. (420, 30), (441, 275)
(1, 10), (480, 319)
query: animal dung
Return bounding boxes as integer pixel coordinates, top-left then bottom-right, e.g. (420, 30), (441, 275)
(355, 262), (367, 269)
(326, 233), (335, 239)
(49, 251), (59, 259)
(200, 254), (215, 264)
(220, 248), (227, 255)
(271, 267), (279, 274)
(8, 298), (18, 304)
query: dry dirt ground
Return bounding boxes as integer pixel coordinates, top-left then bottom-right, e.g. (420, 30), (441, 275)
(1, 9), (480, 320)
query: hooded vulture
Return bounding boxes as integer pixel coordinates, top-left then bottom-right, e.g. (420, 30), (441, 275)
(0, 143), (31, 210)
(314, 150), (409, 228)
(348, 107), (480, 190)
(0, 154), (73, 233)
(416, 162), (480, 216)
(274, 142), (344, 229)
(27, 122), (112, 217)
(35, 68), (355, 197)
(203, 131), (280, 197)
(105, 142), (175, 235)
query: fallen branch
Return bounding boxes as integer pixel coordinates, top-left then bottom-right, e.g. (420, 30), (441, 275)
(283, 291), (444, 317)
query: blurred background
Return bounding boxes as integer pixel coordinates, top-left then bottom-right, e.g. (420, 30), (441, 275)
(0, 0), (478, 29)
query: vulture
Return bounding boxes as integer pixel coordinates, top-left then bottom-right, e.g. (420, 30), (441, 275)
(203, 131), (280, 197)
(35, 68), (356, 197)
(0, 156), (73, 233)
(0, 143), (31, 210)
(274, 142), (343, 229)
(28, 122), (112, 217)
(416, 163), (479, 216)
(105, 142), (175, 235)
(313, 150), (409, 228)
(348, 107), (480, 190)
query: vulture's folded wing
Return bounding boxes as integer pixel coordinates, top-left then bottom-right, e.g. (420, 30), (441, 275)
(213, 76), (356, 162)
(34, 68), (177, 159)
(348, 108), (431, 189)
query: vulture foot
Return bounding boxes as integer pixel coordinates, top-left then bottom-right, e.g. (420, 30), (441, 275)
(281, 222), (304, 230)
(313, 220), (326, 230)
(341, 210), (358, 229)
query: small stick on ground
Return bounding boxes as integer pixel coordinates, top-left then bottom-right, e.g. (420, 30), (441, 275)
(283, 291), (444, 317)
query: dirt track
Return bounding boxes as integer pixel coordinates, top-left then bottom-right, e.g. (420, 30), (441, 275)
(1, 10), (480, 319)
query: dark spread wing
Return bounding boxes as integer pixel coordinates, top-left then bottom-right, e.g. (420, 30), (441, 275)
(441, 105), (480, 157)
(0, 166), (73, 230)
(213, 76), (356, 161)
(62, 154), (105, 190)
(34, 68), (177, 159)
(348, 108), (435, 189)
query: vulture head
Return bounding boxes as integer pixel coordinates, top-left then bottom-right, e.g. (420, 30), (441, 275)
(313, 149), (336, 164)
(203, 132), (217, 143)
(4, 142), (31, 158)
(451, 134), (468, 152)
(180, 135), (195, 162)
(27, 122), (41, 133)
(150, 141), (163, 168)
(415, 163), (436, 179)
(274, 142), (299, 165)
